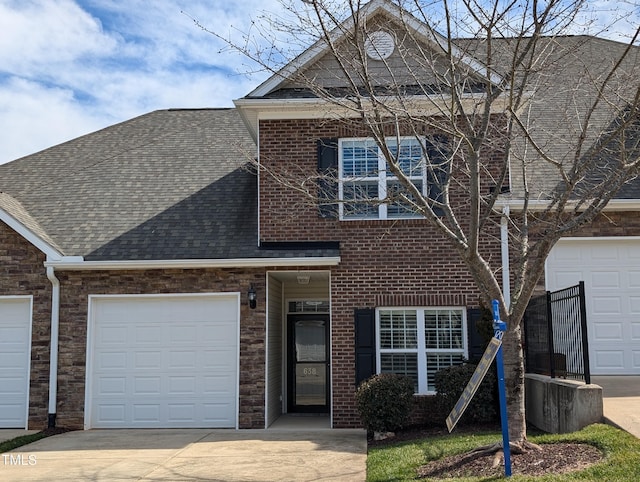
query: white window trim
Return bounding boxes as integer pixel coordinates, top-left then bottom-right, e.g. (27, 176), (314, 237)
(338, 137), (426, 221)
(375, 306), (468, 395)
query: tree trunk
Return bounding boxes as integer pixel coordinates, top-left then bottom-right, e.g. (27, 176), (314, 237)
(502, 318), (527, 445)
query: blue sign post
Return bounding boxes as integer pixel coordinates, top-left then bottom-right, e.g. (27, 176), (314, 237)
(492, 299), (512, 477)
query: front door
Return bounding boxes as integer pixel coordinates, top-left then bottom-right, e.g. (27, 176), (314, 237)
(287, 314), (329, 413)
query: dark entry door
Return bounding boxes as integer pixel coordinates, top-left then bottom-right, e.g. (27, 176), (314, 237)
(287, 314), (329, 413)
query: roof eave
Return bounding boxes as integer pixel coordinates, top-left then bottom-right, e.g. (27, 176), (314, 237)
(44, 256), (341, 271)
(497, 198), (640, 212)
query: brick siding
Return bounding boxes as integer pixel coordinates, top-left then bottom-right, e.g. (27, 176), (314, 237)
(259, 118), (507, 427)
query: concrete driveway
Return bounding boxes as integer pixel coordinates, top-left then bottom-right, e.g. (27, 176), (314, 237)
(593, 375), (640, 438)
(1, 428), (367, 481)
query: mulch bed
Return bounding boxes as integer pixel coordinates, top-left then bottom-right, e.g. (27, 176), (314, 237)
(368, 426), (603, 479)
(417, 442), (602, 478)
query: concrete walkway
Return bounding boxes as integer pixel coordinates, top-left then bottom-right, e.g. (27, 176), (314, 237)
(593, 375), (640, 438)
(0, 428), (367, 481)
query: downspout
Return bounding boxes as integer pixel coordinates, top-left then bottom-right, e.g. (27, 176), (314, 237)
(46, 266), (60, 428)
(500, 205), (511, 309)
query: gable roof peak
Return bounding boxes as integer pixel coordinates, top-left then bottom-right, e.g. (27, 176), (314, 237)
(242, 0), (501, 100)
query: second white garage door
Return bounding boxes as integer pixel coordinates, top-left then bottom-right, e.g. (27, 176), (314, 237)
(547, 239), (640, 375)
(86, 294), (239, 429)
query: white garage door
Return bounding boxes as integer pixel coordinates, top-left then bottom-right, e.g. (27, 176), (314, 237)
(0, 297), (31, 428)
(87, 294), (239, 428)
(547, 239), (640, 375)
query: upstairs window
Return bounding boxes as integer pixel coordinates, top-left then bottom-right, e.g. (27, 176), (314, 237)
(338, 137), (447, 220)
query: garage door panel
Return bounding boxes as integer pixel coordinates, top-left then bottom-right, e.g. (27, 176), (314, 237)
(98, 325), (128, 344)
(592, 297), (623, 315)
(133, 351), (162, 369)
(594, 350), (625, 369)
(97, 377), (126, 395)
(99, 352), (127, 369)
(89, 294), (239, 428)
(593, 323), (623, 341)
(168, 404), (197, 422)
(133, 404), (160, 422)
(591, 271), (621, 288)
(170, 325), (198, 343)
(204, 348), (237, 368)
(135, 325), (162, 344)
(168, 376), (196, 394)
(203, 402), (236, 422)
(629, 272), (640, 287)
(203, 374), (236, 393)
(134, 377), (161, 395)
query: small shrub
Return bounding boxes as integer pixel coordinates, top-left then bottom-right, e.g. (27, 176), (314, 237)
(435, 363), (498, 425)
(355, 373), (415, 433)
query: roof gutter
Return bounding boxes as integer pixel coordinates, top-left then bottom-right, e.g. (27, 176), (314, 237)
(44, 256), (341, 271)
(495, 198), (640, 212)
(45, 265), (60, 428)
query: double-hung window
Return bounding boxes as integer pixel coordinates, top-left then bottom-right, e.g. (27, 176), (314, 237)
(377, 307), (467, 394)
(339, 137), (428, 220)
(338, 137), (446, 219)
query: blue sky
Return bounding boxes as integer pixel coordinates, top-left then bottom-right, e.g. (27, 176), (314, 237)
(0, 0), (280, 164)
(0, 0), (638, 165)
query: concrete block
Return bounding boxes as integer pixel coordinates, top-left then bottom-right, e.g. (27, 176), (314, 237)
(525, 373), (603, 433)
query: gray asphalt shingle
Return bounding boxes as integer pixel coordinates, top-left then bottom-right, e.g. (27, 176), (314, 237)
(0, 108), (338, 260)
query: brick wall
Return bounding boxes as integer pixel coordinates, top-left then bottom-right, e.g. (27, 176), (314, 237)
(0, 222), (51, 430)
(53, 268), (266, 430)
(259, 118), (507, 427)
(572, 211), (640, 237)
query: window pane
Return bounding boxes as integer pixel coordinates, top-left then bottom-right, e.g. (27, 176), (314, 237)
(425, 309), (464, 349)
(343, 181), (379, 218)
(342, 140), (379, 177)
(380, 353), (418, 392)
(388, 138), (424, 177)
(386, 180), (423, 218)
(427, 353), (465, 392)
(379, 310), (418, 349)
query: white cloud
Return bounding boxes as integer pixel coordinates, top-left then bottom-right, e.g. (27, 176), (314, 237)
(0, 0), (282, 164)
(0, 0), (637, 165)
(0, 0), (117, 75)
(0, 77), (113, 162)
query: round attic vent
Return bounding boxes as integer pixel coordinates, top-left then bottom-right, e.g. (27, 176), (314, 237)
(364, 30), (395, 60)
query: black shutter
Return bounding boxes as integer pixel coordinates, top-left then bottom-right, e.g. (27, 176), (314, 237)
(425, 135), (449, 217)
(354, 308), (376, 386)
(467, 307), (485, 362)
(317, 138), (338, 218)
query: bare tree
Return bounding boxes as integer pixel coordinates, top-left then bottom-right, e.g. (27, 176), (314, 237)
(196, 0), (640, 449)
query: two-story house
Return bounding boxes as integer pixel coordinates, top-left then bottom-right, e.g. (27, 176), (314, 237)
(1, 0), (638, 431)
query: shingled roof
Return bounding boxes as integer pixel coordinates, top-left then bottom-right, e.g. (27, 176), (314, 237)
(0, 108), (338, 261)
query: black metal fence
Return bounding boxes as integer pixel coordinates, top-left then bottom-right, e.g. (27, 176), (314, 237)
(523, 282), (591, 384)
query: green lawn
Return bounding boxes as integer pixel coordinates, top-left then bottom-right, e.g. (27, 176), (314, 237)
(0, 432), (48, 454)
(367, 423), (640, 481)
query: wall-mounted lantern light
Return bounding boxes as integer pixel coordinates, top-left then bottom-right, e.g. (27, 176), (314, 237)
(248, 285), (257, 309)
